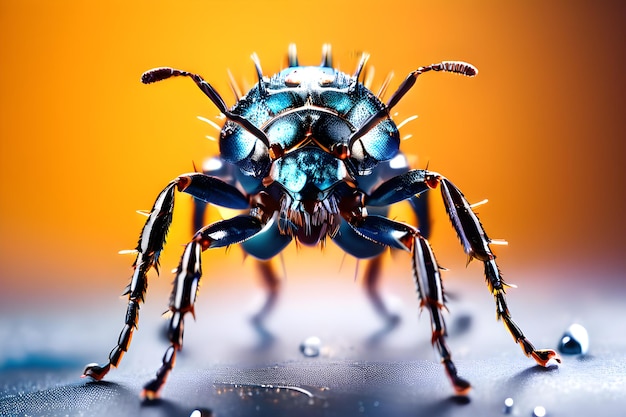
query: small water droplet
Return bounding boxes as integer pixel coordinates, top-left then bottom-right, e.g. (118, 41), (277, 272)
(503, 397), (514, 414)
(532, 405), (546, 417)
(300, 336), (322, 357)
(189, 408), (213, 417)
(558, 323), (589, 355)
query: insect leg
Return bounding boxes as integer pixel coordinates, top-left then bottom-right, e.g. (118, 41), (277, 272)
(347, 215), (470, 394)
(363, 255), (400, 327)
(434, 174), (561, 367)
(249, 258), (280, 343)
(412, 231), (471, 394)
(83, 172), (250, 384)
(82, 179), (177, 381)
(142, 215), (264, 399)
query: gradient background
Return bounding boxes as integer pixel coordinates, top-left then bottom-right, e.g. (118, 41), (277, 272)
(1, 0), (625, 315)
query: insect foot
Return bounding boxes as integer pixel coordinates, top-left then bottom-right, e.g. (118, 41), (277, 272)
(81, 363), (111, 381)
(531, 349), (562, 367)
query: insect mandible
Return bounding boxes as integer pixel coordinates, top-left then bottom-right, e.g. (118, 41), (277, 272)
(82, 44), (561, 399)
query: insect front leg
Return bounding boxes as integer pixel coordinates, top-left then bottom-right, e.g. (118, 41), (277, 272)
(142, 215), (264, 399)
(368, 169), (561, 367)
(363, 191), (432, 329)
(346, 215), (471, 394)
(82, 179), (178, 381)
(435, 175), (561, 367)
(83, 173), (249, 384)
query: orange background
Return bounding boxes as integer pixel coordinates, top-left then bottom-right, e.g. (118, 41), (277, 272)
(1, 1), (625, 311)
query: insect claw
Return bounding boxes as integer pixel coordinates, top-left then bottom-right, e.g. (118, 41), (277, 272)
(531, 349), (562, 367)
(82, 363), (111, 380)
(140, 386), (160, 401)
(443, 359), (471, 396)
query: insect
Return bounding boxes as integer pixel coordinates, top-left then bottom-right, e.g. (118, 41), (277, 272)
(82, 44), (560, 399)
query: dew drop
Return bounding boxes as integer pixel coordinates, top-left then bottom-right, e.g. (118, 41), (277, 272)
(558, 323), (589, 355)
(189, 408), (213, 417)
(503, 397), (514, 414)
(300, 336), (322, 357)
(532, 405), (546, 417)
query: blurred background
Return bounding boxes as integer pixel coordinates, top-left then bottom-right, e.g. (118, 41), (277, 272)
(1, 0), (625, 316)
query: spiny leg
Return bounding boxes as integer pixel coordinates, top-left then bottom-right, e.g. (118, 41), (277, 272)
(142, 240), (201, 399)
(83, 173), (249, 384)
(364, 189), (432, 327)
(142, 215), (264, 399)
(435, 175), (561, 367)
(82, 179), (178, 381)
(346, 215), (470, 394)
(412, 231), (471, 394)
(367, 169), (561, 367)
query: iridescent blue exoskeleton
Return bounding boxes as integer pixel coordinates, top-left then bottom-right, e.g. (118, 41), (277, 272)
(83, 45), (560, 399)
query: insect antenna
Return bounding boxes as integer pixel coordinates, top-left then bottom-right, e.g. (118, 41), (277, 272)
(348, 61), (477, 148)
(386, 61), (477, 110)
(142, 67), (270, 148)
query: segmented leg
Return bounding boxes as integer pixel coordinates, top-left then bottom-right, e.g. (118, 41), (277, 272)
(82, 179), (178, 381)
(83, 173), (250, 385)
(347, 215), (470, 393)
(363, 255), (400, 327)
(366, 169), (562, 369)
(363, 186), (430, 327)
(436, 176), (561, 367)
(250, 259), (281, 326)
(412, 231), (471, 394)
(142, 215), (264, 399)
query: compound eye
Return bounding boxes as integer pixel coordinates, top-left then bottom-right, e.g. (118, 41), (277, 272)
(284, 70), (301, 87)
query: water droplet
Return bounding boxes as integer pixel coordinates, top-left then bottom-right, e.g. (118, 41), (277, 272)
(503, 397), (514, 414)
(558, 323), (589, 355)
(189, 408), (213, 417)
(300, 336), (322, 357)
(532, 405), (546, 417)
